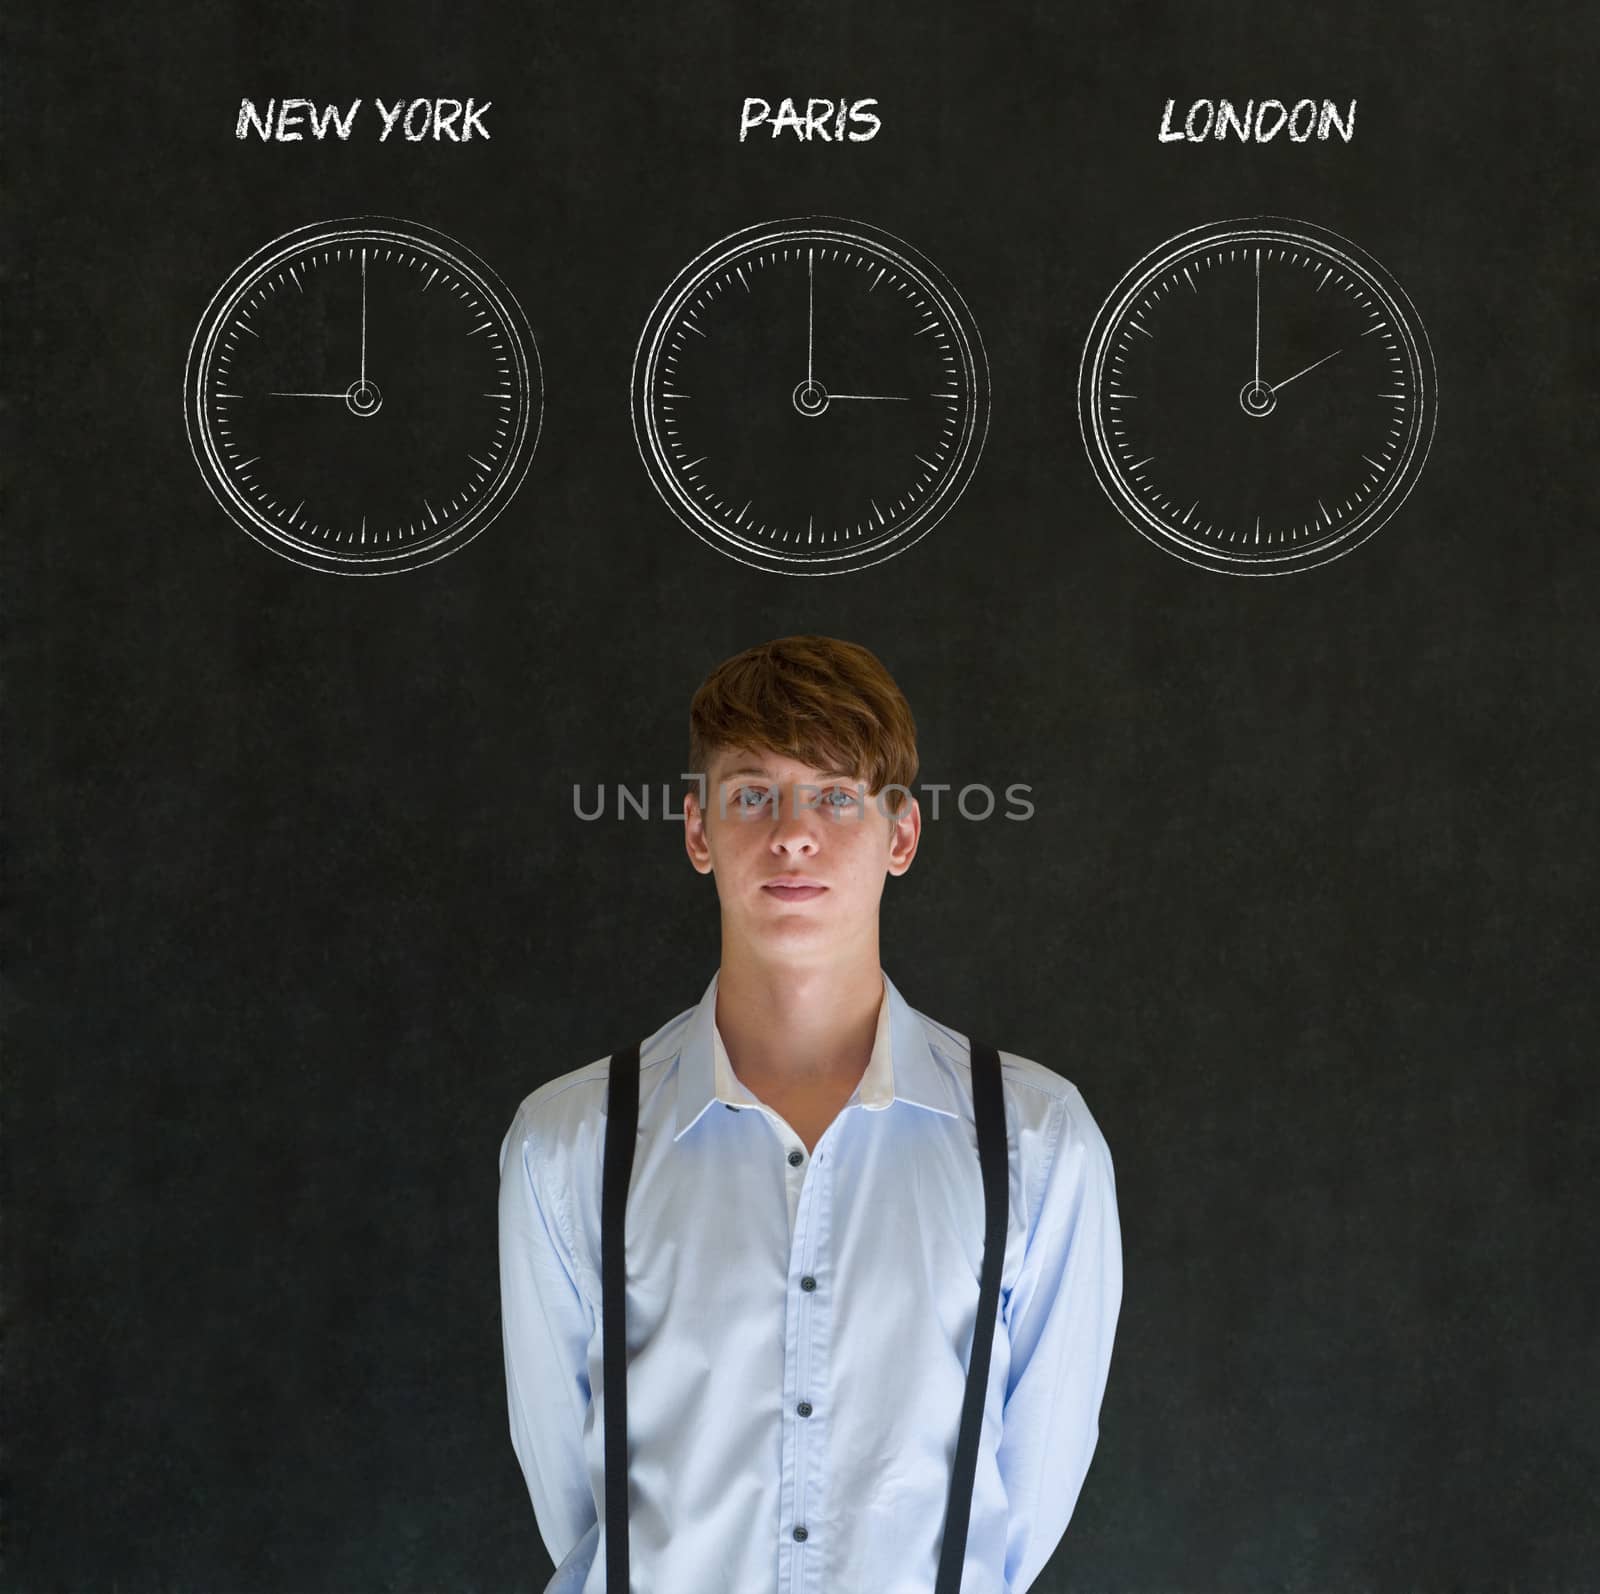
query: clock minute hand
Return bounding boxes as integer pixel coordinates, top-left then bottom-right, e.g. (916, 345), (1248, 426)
(1266, 347), (1343, 393)
(270, 390), (351, 398)
(1254, 247), (1261, 389)
(807, 246), (814, 387)
(828, 393), (910, 401)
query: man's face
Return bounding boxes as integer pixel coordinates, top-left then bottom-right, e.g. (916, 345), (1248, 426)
(684, 746), (921, 963)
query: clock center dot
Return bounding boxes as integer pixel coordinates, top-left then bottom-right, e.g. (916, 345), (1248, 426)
(791, 379), (830, 418)
(1239, 379), (1275, 419)
(345, 379), (384, 418)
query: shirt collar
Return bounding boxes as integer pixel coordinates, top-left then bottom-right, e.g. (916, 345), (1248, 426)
(672, 967), (963, 1141)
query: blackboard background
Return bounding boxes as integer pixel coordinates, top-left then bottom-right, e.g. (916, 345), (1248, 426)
(6, 1), (1598, 1589)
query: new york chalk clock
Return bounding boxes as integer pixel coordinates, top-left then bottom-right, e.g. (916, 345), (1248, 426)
(632, 216), (990, 575)
(1078, 217), (1436, 575)
(185, 217), (541, 575)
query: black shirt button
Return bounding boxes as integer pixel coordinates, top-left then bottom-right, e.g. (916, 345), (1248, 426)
(724, 1103), (739, 1111)
(800, 1275), (817, 1292)
(796, 1400), (813, 1417)
(793, 1525), (808, 1542)
(787, 1148), (804, 1166)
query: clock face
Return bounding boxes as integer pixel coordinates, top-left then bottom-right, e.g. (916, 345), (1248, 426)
(632, 217), (990, 575)
(185, 217), (541, 575)
(1078, 218), (1436, 575)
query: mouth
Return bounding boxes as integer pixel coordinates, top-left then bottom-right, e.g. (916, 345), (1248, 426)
(761, 880), (828, 902)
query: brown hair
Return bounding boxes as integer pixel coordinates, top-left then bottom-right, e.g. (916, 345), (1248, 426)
(688, 636), (919, 816)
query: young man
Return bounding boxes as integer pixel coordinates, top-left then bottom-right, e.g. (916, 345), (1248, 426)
(498, 635), (1122, 1593)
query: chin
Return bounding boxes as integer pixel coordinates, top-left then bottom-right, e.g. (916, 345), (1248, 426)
(745, 911), (832, 945)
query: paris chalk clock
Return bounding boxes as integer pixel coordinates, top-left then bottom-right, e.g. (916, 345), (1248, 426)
(1078, 216), (1437, 576)
(632, 216), (990, 576)
(184, 216), (542, 575)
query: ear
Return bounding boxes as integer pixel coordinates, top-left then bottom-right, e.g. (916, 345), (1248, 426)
(885, 794), (921, 877)
(683, 786), (714, 875)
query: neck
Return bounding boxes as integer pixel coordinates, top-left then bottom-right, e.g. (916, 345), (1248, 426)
(714, 940), (886, 1093)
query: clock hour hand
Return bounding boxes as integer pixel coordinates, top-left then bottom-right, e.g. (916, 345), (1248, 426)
(828, 392), (910, 402)
(272, 376), (384, 418)
(1265, 347), (1343, 393)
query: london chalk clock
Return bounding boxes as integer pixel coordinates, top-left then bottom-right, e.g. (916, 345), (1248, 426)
(1078, 217), (1436, 576)
(632, 216), (990, 575)
(185, 217), (542, 575)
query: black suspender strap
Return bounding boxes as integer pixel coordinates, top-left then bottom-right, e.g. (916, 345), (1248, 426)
(601, 1040), (641, 1594)
(600, 1032), (1008, 1594)
(933, 1036), (1007, 1594)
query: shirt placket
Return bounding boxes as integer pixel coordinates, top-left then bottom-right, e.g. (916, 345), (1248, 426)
(775, 1117), (838, 1594)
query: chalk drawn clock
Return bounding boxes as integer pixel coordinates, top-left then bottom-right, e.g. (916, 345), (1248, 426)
(185, 217), (542, 575)
(632, 216), (990, 575)
(1078, 217), (1436, 576)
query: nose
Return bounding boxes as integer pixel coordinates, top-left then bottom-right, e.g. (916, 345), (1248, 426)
(768, 784), (822, 852)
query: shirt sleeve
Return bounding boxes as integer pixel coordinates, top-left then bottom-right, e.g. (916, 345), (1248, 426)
(996, 1088), (1124, 1593)
(498, 1104), (600, 1573)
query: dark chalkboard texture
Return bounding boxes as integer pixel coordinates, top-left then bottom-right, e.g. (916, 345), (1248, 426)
(5, 0), (1597, 1589)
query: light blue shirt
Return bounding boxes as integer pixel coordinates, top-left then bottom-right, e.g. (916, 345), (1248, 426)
(497, 968), (1122, 1593)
